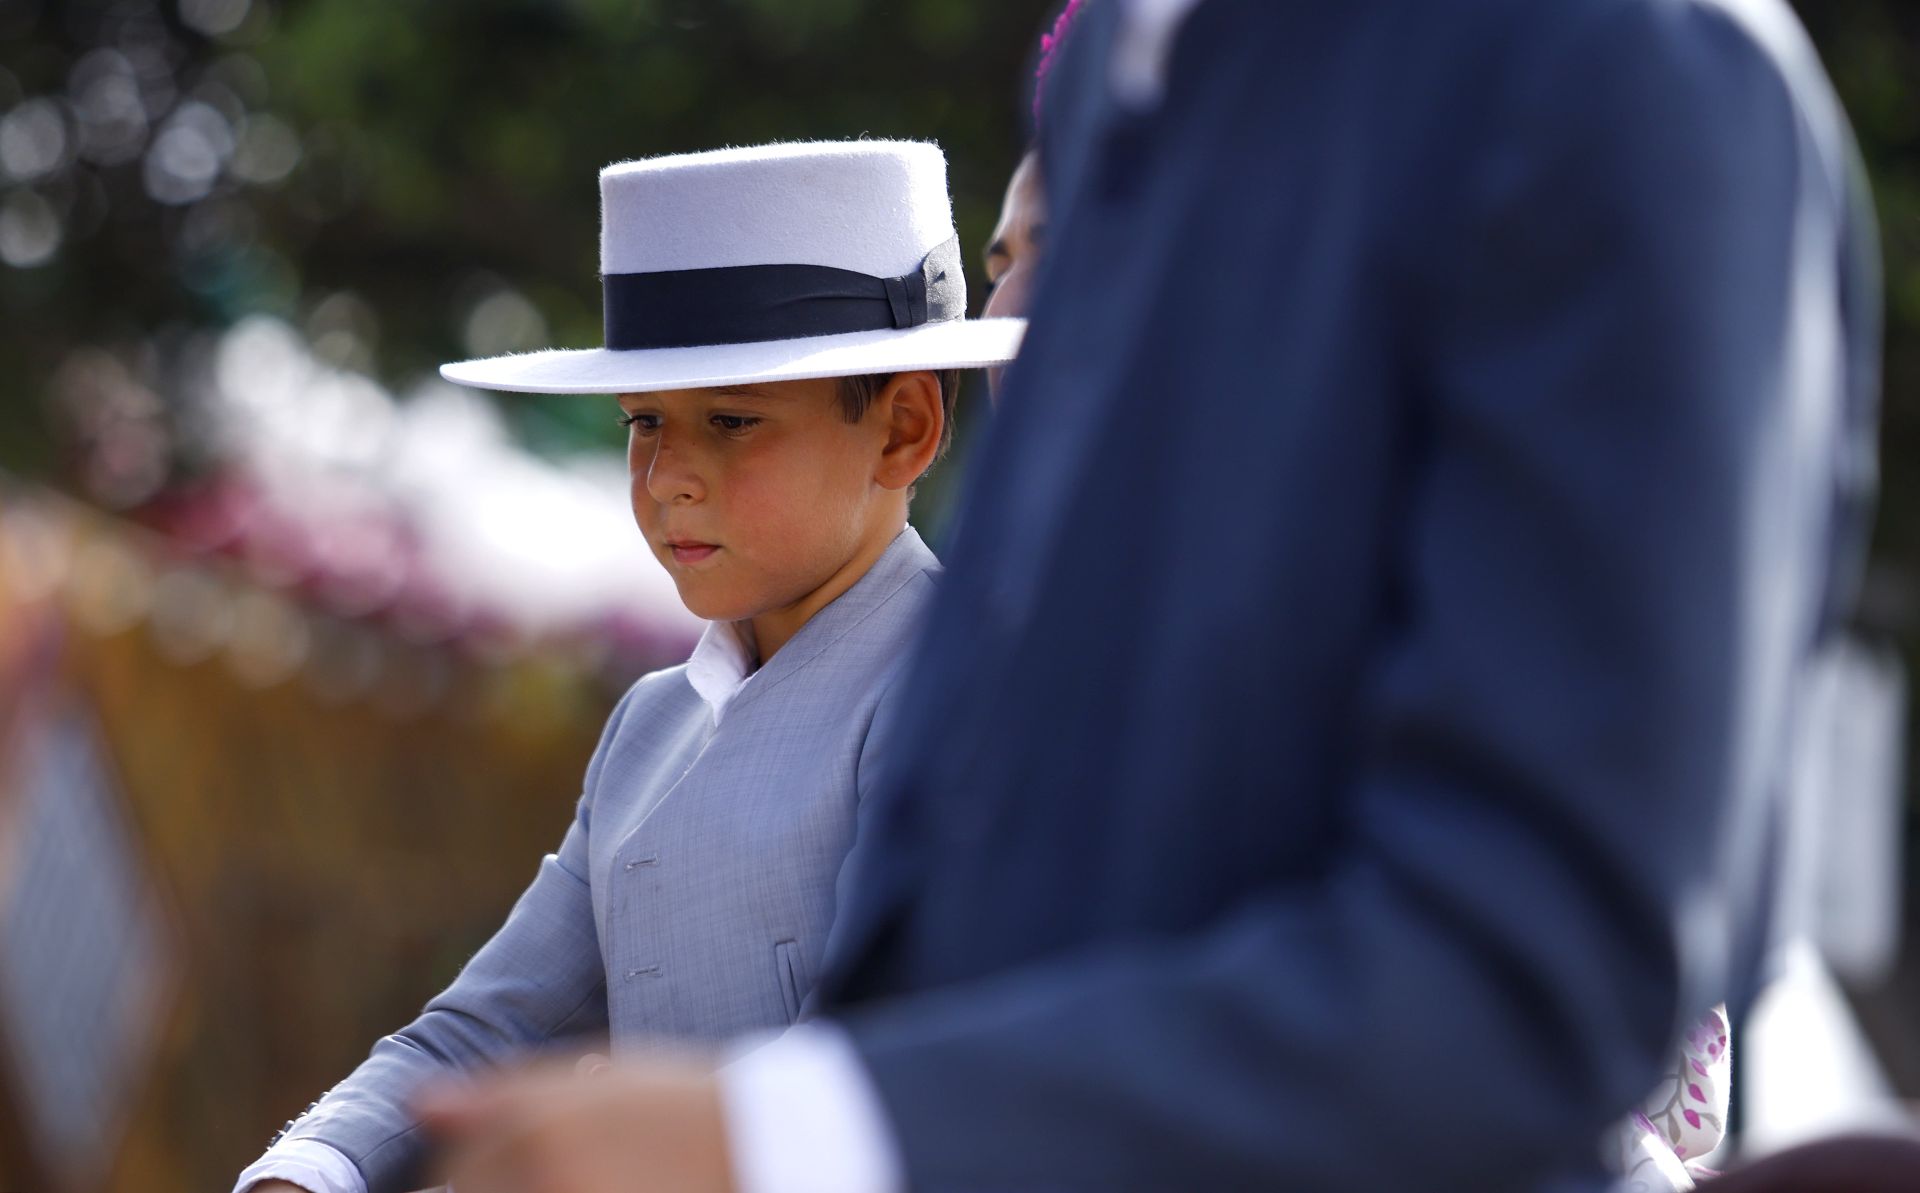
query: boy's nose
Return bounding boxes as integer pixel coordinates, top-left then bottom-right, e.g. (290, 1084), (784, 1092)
(643, 438), (706, 506)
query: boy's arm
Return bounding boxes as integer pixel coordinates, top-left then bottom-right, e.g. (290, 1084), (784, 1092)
(233, 1139), (366, 1193)
(263, 789), (608, 1191)
(234, 683), (646, 1193)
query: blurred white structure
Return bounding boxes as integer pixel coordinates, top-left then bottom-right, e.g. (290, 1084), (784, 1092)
(1742, 938), (1910, 1155)
(205, 314), (697, 648)
(1738, 636), (1912, 1158)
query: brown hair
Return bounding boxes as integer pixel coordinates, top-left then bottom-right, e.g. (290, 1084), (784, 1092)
(835, 370), (962, 463)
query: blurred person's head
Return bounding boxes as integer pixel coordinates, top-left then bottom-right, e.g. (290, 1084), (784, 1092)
(438, 141), (1022, 658)
(982, 1), (1084, 401)
(983, 152), (1046, 330)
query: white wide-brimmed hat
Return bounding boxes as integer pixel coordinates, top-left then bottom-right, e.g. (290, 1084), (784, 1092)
(439, 140), (1025, 395)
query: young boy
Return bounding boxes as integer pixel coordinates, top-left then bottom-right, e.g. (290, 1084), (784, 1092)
(234, 140), (1023, 1193)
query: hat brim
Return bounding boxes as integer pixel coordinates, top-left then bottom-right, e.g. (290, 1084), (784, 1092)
(440, 318), (1025, 395)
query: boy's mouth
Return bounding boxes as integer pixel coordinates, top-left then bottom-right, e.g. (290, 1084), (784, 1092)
(664, 537), (720, 566)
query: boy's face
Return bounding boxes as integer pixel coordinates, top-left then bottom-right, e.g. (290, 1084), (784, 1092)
(617, 377), (897, 628)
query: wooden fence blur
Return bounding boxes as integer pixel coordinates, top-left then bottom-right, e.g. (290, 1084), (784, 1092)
(0, 485), (662, 1193)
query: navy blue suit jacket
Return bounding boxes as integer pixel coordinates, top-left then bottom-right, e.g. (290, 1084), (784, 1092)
(818, 1), (1880, 1188)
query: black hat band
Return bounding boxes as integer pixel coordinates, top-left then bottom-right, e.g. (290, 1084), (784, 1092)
(601, 235), (963, 351)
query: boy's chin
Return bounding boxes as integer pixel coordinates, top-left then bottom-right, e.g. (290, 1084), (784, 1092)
(673, 584), (758, 626)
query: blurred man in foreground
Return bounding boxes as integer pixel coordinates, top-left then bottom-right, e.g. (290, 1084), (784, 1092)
(421, 0), (1884, 1188)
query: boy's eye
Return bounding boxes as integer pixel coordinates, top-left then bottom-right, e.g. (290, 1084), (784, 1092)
(711, 414), (760, 434)
(617, 412), (661, 432)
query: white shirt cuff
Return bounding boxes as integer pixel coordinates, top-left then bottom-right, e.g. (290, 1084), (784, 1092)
(232, 1137), (369, 1193)
(719, 1021), (905, 1193)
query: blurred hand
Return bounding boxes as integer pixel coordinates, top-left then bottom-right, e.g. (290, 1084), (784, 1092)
(247, 1183), (317, 1193)
(1706, 1133), (1920, 1192)
(414, 1054), (735, 1193)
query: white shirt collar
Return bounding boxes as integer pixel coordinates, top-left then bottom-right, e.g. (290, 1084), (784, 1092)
(685, 618), (760, 725)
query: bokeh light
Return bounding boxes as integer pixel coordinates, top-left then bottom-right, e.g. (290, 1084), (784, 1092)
(228, 111), (298, 185)
(142, 100), (235, 205)
(69, 49), (148, 166)
(0, 187), (61, 267)
(0, 97), (72, 181)
(462, 286), (550, 358)
(180, 0), (254, 39)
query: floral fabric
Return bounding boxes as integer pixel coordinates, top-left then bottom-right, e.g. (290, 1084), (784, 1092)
(1605, 1006), (1732, 1191)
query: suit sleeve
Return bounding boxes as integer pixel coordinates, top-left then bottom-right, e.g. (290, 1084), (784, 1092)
(834, 8), (1867, 1191)
(266, 684), (644, 1192)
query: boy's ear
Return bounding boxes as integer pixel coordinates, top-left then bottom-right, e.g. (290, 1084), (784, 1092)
(873, 370), (944, 491)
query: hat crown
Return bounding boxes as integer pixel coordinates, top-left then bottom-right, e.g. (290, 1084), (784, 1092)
(438, 139), (1023, 396)
(600, 141), (957, 281)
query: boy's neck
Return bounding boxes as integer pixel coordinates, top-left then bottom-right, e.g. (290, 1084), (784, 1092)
(726, 620), (762, 675)
(748, 515), (907, 662)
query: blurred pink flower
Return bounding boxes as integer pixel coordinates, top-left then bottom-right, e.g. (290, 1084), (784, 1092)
(1034, 0), (1088, 120)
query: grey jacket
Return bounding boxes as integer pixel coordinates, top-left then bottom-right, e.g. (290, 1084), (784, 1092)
(276, 527), (940, 1192)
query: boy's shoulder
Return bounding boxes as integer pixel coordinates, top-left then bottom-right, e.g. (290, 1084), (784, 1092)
(601, 659), (703, 737)
(631, 657), (701, 703)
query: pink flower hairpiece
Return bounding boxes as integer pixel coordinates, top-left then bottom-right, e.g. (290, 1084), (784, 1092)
(1033, 0), (1087, 121)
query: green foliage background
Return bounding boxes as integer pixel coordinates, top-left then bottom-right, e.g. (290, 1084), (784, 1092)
(0, 0), (1045, 484)
(2, 2), (1915, 523)
(1, 2), (1913, 542)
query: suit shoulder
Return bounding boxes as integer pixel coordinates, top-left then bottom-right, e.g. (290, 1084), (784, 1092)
(599, 661), (700, 739)
(620, 660), (698, 711)
(834, 559), (942, 659)
(1423, 0), (1819, 94)
(1531, 0), (1825, 102)
(889, 562), (942, 615)
(1434, 0), (1832, 186)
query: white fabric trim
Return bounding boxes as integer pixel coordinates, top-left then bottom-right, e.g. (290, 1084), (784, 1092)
(232, 1137), (367, 1193)
(720, 1024), (905, 1193)
(685, 619), (759, 725)
(441, 316), (1025, 396)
